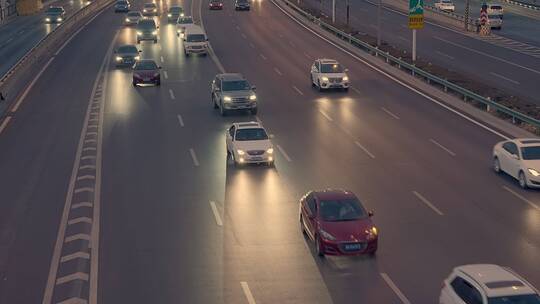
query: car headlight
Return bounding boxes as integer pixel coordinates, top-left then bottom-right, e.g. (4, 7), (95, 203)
(125, 18), (130, 22)
(236, 149), (245, 155)
(137, 31), (142, 35)
(180, 13), (184, 16)
(152, 30), (157, 35)
(528, 168), (540, 177)
(319, 229), (336, 241)
(134, 56), (140, 60)
(45, 17), (50, 21)
(266, 148), (273, 154)
(223, 96), (232, 102)
(143, 9), (147, 12)
(168, 13), (172, 17)
(342, 76), (349, 81)
(153, 8), (157, 11)
(116, 56), (122, 61)
(321, 76), (329, 82)
(249, 94), (257, 101)
(57, 17), (62, 21)
(365, 227), (378, 240)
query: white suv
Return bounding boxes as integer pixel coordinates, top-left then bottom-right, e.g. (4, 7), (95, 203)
(440, 264), (539, 304)
(310, 59), (349, 91)
(226, 122), (274, 167)
(183, 25), (208, 56)
(434, 0), (455, 12)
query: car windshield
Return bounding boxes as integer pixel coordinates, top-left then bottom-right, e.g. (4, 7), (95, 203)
(169, 7), (183, 12)
(137, 20), (156, 29)
(46, 7), (63, 13)
(117, 45), (138, 54)
(441, 0), (452, 3)
(489, 14), (502, 19)
(117, 1), (128, 4)
(186, 34), (206, 42)
(490, 5), (503, 9)
(488, 294), (540, 304)
(521, 146), (540, 160)
(235, 128), (268, 141)
(222, 80), (250, 91)
(178, 17), (193, 24)
(127, 11), (141, 16)
(134, 61), (157, 70)
(319, 199), (367, 222)
(238, 0), (248, 3)
(320, 63), (344, 73)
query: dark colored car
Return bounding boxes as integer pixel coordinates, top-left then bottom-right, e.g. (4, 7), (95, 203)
(114, 45), (140, 67)
(209, 0), (223, 10)
(167, 6), (183, 22)
(142, 2), (158, 16)
(44, 6), (65, 23)
(235, 0), (250, 11)
(114, 0), (130, 12)
(299, 190), (378, 257)
(132, 59), (161, 86)
(136, 18), (158, 44)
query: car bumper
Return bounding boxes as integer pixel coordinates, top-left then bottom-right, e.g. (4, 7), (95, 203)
(319, 238), (378, 256)
(116, 59), (137, 66)
(235, 5), (250, 9)
(133, 76), (159, 84)
(222, 102), (256, 110)
(168, 17), (178, 22)
(320, 82), (349, 89)
(209, 5), (223, 9)
(142, 11), (157, 16)
(235, 153), (273, 164)
(137, 35), (157, 41)
(185, 47), (208, 54)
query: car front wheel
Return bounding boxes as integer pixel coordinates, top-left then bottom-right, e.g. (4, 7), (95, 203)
(317, 80), (323, 92)
(316, 236), (324, 257)
(493, 157), (501, 173)
(251, 107), (258, 115)
(519, 171), (528, 189)
(220, 101), (227, 116)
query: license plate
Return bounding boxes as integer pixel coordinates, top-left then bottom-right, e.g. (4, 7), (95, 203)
(251, 157), (263, 161)
(344, 243), (362, 251)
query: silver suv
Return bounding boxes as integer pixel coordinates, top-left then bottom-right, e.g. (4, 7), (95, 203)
(211, 73), (257, 116)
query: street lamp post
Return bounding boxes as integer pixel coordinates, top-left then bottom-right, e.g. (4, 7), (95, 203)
(332, 0), (336, 23)
(377, 0), (382, 46)
(346, 0), (350, 25)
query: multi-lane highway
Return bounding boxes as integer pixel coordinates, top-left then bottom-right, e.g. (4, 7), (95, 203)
(0, 0), (539, 303)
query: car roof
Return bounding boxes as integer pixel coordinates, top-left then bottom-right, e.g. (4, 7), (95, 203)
(455, 264), (538, 297)
(510, 138), (540, 147)
(313, 189), (357, 200)
(136, 59), (157, 64)
(317, 58), (339, 64)
(185, 25), (205, 34)
(233, 121), (263, 129)
(218, 73), (245, 81)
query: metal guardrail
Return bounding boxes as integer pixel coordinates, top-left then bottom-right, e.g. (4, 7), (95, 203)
(280, 0), (540, 129)
(502, 0), (540, 10)
(0, 0), (113, 115)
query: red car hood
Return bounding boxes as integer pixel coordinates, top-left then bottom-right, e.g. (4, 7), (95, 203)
(134, 70), (158, 77)
(320, 218), (373, 242)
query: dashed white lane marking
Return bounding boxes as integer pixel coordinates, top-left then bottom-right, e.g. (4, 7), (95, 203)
(429, 139), (456, 156)
(235, 25), (240, 30)
(74, 187), (94, 194)
(79, 165), (96, 170)
(64, 233), (91, 243)
(259, 54), (267, 60)
(397, 36), (408, 42)
(319, 109), (333, 121)
(241, 33), (247, 39)
(190, 148), (200, 166)
(351, 87), (362, 95)
(381, 107), (400, 120)
(380, 273), (412, 304)
(81, 155), (96, 160)
(209, 201), (223, 226)
(11, 57), (54, 113)
(412, 191), (444, 215)
(56, 272), (89, 285)
(354, 141), (376, 159)
(177, 114), (184, 127)
(289, 40), (295, 47)
(304, 52), (311, 59)
(68, 217), (92, 225)
(249, 42), (255, 48)
(60, 252), (90, 263)
(276, 144), (292, 162)
(240, 282), (257, 304)
(490, 72), (520, 85)
(292, 86), (304, 95)
(274, 67), (283, 75)
(502, 186), (540, 211)
(169, 89), (176, 100)
(0, 117), (12, 135)
(160, 55), (164, 63)
(163, 70), (169, 79)
(436, 50), (455, 60)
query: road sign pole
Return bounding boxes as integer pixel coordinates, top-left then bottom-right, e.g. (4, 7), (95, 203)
(377, 0), (381, 46)
(412, 29), (417, 61)
(332, 0), (335, 23)
(346, 0), (350, 25)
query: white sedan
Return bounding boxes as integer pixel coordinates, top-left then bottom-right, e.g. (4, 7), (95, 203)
(226, 122), (274, 166)
(493, 138), (540, 188)
(434, 0), (455, 12)
(310, 59), (349, 91)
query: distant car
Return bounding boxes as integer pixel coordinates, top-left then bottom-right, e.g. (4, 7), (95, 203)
(440, 264), (540, 304)
(136, 18), (158, 44)
(114, 0), (130, 12)
(234, 0), (250, 10)
(209, 0), (223, 10)
(44, 6), (65, 23)
(114, 45), (140, 67)
(167, 6), (183, 23)
(299, 190), (378, 257)
(487, 3), (504, 17)
(211, 73), (257, 116)
(487, 14), (503, 29)
(132, 59), (161, 86)
(124, 11), (142, 25)
(493, 138), (540, 189)
(176, 16), (194, 37)
(434, 0), (455, 12)
(182, 25), (208, 56)
(142, 2), (158, 16)
(226, 122), (274, 166)
(310, 59), (350, 91)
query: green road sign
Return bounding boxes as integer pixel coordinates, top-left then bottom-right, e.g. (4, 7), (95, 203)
(408, 0), (424, 29)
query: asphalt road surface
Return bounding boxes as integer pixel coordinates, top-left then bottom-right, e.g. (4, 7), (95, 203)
(0, 0), (539, 303)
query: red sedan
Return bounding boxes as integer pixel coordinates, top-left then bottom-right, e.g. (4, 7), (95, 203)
(209, 0), (223, 9)
(299, 190), (378, 257)
(132, 59), (161, 86)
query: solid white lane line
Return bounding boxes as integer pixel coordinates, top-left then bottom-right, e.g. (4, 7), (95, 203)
(0, 117), (12, 135)
(274, 67), (283, 75)
(55, 26), (85, 56)
(381, 107), (400, 120)
(490, 72), (520, 85)
(209, 201), (223, 226)
(240, 282), (257, 304)
(163, 71), (169, 79)
(177, 114), (184, 127)
(354, 141), (376, 159)
(293, 86), (304, 95)
(190, 148), (200, 166)
(429, 139), (456, 156)
(319, 109), (333, 121)
(169, 89), (175, 100)
(436, 50), (455, 60)
(260, 54), (267, 60)
(160, 55), (164, 63)
(380, 273), (412, 304)
(412, 191), (444, 215)
(276, 144), (292, 162)
(11, 57), (54, 112)
(502, 186), (540, 210)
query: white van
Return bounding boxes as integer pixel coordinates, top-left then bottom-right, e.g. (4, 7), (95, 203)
(183, 25), (208, 56)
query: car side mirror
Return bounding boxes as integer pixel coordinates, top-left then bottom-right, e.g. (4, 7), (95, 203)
(158, 66), (162, 69)
(206, 38), (209, 41)
(368, 211), (374, 217)
(251, 85), (256, 90)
